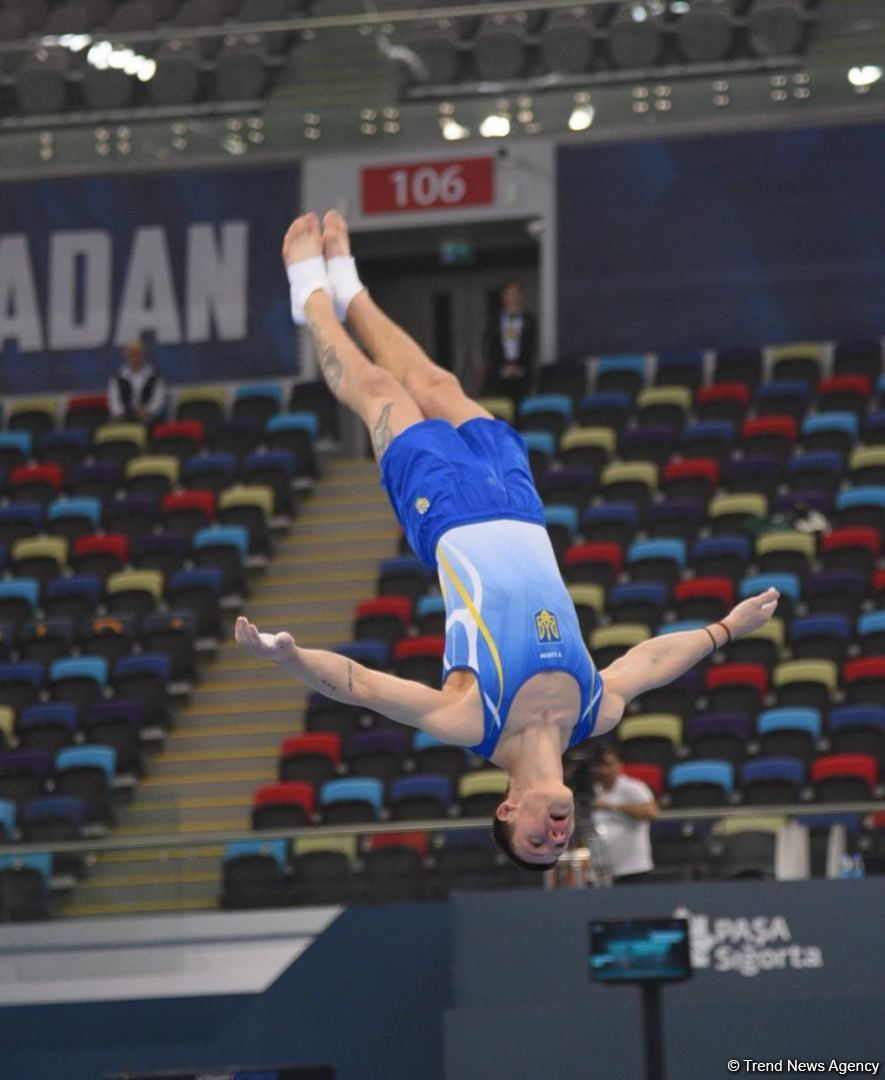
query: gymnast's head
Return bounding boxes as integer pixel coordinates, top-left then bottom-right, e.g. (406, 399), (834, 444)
(491, 779), (575, 871)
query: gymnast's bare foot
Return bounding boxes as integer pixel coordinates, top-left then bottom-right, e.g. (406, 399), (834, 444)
(321, 209), (351, 259)
(282, 211), (323, 268)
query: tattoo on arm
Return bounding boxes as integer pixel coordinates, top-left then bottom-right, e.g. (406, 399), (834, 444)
(347, 661), (353, 694)
(320, 678), (336, 692)
(371, 401), (395, 457)
(309, 320), (344, 393)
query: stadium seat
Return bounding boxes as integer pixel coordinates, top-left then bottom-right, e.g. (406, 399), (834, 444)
(129, 533), (190, 579)
(690, 536), (750, 582)
(412, 731), (471, 781)
(266, 413), (319, 481)
(221, 839), (288, 910)
(619, 425), (678, 469)
(755, 531), (816, 578)
(581, 502), (639, 547)
(106, 569), (164, 620)
(362, 832), (429, 903)
(17, 616), (74, 667)
(805, 570), (867, 620)
(756, 379), (810, 422)
(653, 351), (704, 390)
(233, 383), (283, 427)
(607, 582), (667, 629)
(681, 419), (736, 462)
(740, 757), (805, 805)
(149, 420), (204, 462)
(567, 584), (604, 639)
(848, 446), (885, 487)
(0, 750), (51, 805)
(800, 412), (858, 457)
(669, 760), (733, 808)
(544, 505), (579, 563)
(192, 525), (249, 596)
(835, 487), (885, 534)
(517, 394), (573, 439)
(319, 776), (383, 824)
(708, 493), (767, 535)
(590, 624), (647, 669)
(279, 733), (341, 785)
(78, 614), (137, 665)
(559, 427), (616, 472)
(16, 703), (78, 757)
(112, 654), (171, 726)
(167, 568), (224, 639)
(595, 355), (646, 398)
(842, 657), (885, 706)
(769, 342), (825, 387)
(857, 612), (885, 657)
(65, 394), (109, 437)
(291, 835), (357, 907)
(540, 469), (597, 516)
(48, 656), (108, 711)
(0, 432), (31, 473)
(729, 619), (784, 668)
(816, 375), (872, 418)
(0, 505), (43, 550)
(600, 461), (657, 511)
(0, 579), (40, 633)
(43, 575), (100, 621)
(626, 538), (686, 587)
(618, 714), (682, 770)
(217, 485), (273, 556)
(209, 418), (264, 462)
(739, 573), (800, 621)
(718, 816), (784, 880)
(71, 534), (129, 583)
(827, 705), (885, 761)
(789, 615), (851, 664)
(343, 730), (410, 782)
(102, 496), (157, 542)
(354, 597), (412, 648)
(45, 496), (101, 543)
(181, 454), (237, 496)
(241, 450), (298, 517)
(7, 398), (57, 440)
(757, 707), (821, 760)
(125, 455), (179, 500)
(53, 745), (116, 822)
(786, 451), (844, 499)
(577, 391), (632, 431)
(0, 852), (51, 921)
(685, 713), (750, 766)
(740, 416), (797, 463)
(0, 707), (13, 748)
(9, 464), (63, 508)
(389, 774), (452, 820)
(139, 611), (197, 683)
(160, 490), (216, 539)
(175, 386), (227, 432)
(457, 769), (508, 816)
(21, 796), (84, 868)
(810, 753), (878, 802)
(393, 636), (444, 686)
(705, 663), (768, 716)
(673, 578), (734, 622)
(0, 661), (44, 716)
(645, 498), (706, 542)
(93, 422), (147, 468)
(66, 462), (123, 502)
(820, 527), (879, 576)
(622, 762), (664, 800)
(661, 458), (719, 502)
(252, 782), (315, 830)
(0, 799), (14, 841)
(81, 699), (145, 775)
(636, 386), (691, 431)
(378, 557), (432, 601)
(696, 383), (751, 426)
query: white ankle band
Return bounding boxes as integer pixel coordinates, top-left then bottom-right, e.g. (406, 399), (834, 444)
(326, 255), (365, 321)
(287, 256), (331, 325)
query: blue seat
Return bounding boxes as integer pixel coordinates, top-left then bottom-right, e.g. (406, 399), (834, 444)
(669, 760), (734, 796)
(787, 450), (843, 487)
(578, 391), (632, 426)
(0, 852), (52, 881)
(47, 497), (101, 529)
(44, 575), (101, 607)
(0, 503), (43, 534)
(836, 487), (885, 514)
(0, 799), (16, 838)
(413, 731), (453, 752)
(266, 411), (320, 439)
(389, 774), (452, 809)
(39, 429), (88, 457)
(521, 431), (556, 459)
(789, 615), (850, 647)
(543, 505), (578, 535)
(692, 535), (751, 563)
(802, 412), (858, 441)
(415, 595), (445, 620)
(740, 757), (805, 790)
(49, 656), (109, 689)
(319, 777), (384, 816)
(757, 707), (822, 740)
(608, 582), (668, 611)
(193, 525), (249, 559)
(18, 703), (79, 733)
(235, 383), (283, 407)
(627, 538), (686, 569)
(858, 611), (885, 642)
(658, 620), (706, 635)
(114, 653), (172, 683)
(0, 432), (33, 459)
(801, 812), (861, 832)
(332, 640), (390, 671)
(681, 420), (736, 454)
(182, 452), (237, 487)
(757, 379), (810, 413)
(597, 354), (646, 381)
(805, 570), (867, 614)
(243, 449), (296, 476)
(22, 795), (84, 830)
(0, 661), (44, 689)
(518, 394), (573, 421)
(866, 409), (885, 439)
(224, 838), (288, 870)
(55, 745), (116, 783)
(739, 573), (800, 605)
(828, 705), (885, 735)
(0, 578), (40, 612)
(581, 501), (640, 535)
(655, 350), (703, 385)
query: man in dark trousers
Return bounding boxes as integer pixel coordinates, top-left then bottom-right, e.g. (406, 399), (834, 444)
(108, 340), (166, 423)
(482, 281), (537, 402)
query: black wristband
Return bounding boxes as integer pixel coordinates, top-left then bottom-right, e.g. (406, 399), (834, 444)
(715, 620), (732, 645)
(703, 626), (718, 654)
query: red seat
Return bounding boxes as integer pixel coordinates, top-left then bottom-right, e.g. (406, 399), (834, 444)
(663, 457), (720, 487)
(161, 490), (216, 519)
(673, 577), (735, 607)
(10, 464), (63, 492)
(66, 394), (108, 415)
(820, 527), (880, 558)
(72, 533), (130, 563)
(817, 374), (872, 400)
(623, 762), (663, 799)
(354, 596), (413, 626)
(843, 657), (885, 687)
(253, 781), (315, 815)
(280, 732), (342, 765)
(705, 663), (768, 697)
(393, 636), (445, 661)
(696, 384), (751, 408)
(564, 542), (623, 574)
(367, 831), (429, 857)
(152, 420), (205, 446)
(810, 753), (878, 789)
(870, 811), (885, 830)
(741, 415), (797, 442)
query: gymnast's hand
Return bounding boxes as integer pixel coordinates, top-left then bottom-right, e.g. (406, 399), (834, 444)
(235, 616), (298, 665)
(722, 587), (780, 640)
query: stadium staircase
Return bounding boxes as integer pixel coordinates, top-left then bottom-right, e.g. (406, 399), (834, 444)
(63, 456), (398, 917)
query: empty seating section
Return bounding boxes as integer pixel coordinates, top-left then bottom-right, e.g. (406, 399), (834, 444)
(0, 381), (321, 919)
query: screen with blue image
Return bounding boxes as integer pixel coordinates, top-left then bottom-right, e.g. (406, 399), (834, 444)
(589, 917), (692, 983)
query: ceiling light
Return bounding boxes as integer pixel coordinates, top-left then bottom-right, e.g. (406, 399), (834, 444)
(479, 114), (511, 138)
(568, 105), (594, 131)
(441, 117), (470, 141)
(848, 65), (882, 87)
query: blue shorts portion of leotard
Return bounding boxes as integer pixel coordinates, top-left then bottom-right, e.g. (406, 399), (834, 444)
(379, 417), (546, 569)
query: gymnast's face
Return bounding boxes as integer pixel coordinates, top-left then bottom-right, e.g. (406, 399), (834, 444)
(499, 785), (575, 864)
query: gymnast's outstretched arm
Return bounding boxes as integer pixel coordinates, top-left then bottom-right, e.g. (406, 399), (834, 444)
(235, 616), (477, 744)
(595, 587), (780, 732)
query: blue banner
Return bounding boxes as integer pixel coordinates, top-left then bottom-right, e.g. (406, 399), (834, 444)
(0, 165), (300, 394)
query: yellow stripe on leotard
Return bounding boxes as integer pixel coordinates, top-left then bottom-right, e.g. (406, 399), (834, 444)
(436, 548), (504, 713)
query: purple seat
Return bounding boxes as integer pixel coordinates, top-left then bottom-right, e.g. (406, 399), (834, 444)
(619, 424), (676, 466)
(805, 570), (867, 618)
(722, 455), (784, 498)
(646, 498), (705, 540)
(0, 749), (51, 805)
(540, 469), (597, 514)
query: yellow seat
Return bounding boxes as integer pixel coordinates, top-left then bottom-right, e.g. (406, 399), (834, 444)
(176, 385), (228, 409)
(567, 584), (605, 614)
(773, 659), (838, 692)
(743, 618), (785, 649)
(7, 397), (58, 424)
(769, 342), (827, 365)
(849, 446), (885, 473)
(477, 398), (515, 425)
(295, 834), (358, 862)
(559, 426), (617, 456)
(618, 714), (683, 748)
(601, 461), (658, 492)
(11, 535), (68, 568)
(591, 624), (649, 651)
(636, 386), (692, 412)
(721, 815), (786, 836)
(218, 484), (274, 520)
(94, 422), (148, 450)
(0, 706), (14, 744)
(709, 493), (768, 521)
(755, 531), (816, 559)
(125, 455), (180, 486)
(457, 769), (508, 799)
(106, 569), (164, 601)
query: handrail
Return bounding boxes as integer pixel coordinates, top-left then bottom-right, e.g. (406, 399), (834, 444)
(0, 801), (881, 859)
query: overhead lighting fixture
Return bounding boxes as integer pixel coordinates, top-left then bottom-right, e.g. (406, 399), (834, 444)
(848, 65), (882, 88)
(441, 117), (470, 141)
(479, 113), (510, 138)
(568, 104), (595, 131)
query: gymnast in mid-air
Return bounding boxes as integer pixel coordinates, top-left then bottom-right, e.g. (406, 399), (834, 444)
(236, 209), (780, 870)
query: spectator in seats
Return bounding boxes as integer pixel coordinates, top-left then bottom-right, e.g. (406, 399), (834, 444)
(591, 743), (657, 884)
(481, 280), (536, 402)
(108, 340), (166, 423)
(236, 209), (780, 875)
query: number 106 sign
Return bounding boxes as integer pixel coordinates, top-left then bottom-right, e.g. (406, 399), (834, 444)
(361, 157), (495, 215)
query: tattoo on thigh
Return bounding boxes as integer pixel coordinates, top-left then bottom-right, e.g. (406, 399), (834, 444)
(371, 401), (395, 457)
(310, 320), (344, 393)
(346, 661), (353, 695)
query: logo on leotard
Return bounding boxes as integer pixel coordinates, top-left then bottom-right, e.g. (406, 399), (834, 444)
(415, 497), (431, 514)
(535, 609), (561, 643)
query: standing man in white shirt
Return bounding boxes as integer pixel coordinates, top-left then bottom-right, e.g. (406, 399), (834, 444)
(108, 340), (166, 423)
(592, 743), (658, 883)
(482, 281), (536, 402)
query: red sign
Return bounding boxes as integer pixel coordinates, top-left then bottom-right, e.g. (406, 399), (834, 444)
(361, 156), (495, 215)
